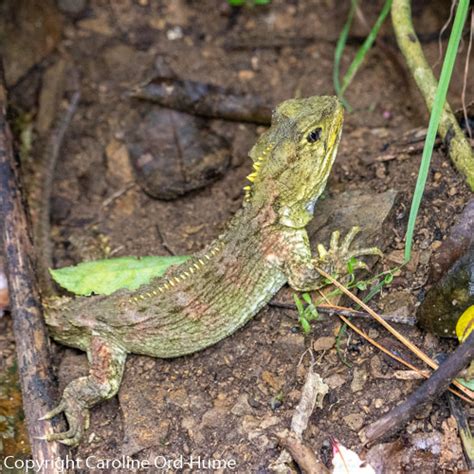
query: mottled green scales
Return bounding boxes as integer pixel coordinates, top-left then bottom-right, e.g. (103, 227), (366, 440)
(41, 96), (381, 445)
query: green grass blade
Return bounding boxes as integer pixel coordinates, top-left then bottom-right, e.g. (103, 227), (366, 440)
(404, 0), (470, 262)
(340, 0), (392, 95)
(333, 0), (357, 111)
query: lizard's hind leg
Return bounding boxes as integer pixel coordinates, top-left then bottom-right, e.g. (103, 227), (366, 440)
(40, 337), (126, 446)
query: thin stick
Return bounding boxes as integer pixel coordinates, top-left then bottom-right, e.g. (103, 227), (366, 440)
(278, 433), (329, 474)
(434, 0), (457, 69)
(35, 89), (80, 296)
(269, 300), (416, 325)
(315, 267), (474, 401)
(0, 61), (68, 464)
(362, 331), (474, 442)
(337, 313), (472, 404)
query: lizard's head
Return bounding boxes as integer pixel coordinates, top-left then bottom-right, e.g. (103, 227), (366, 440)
(245, 95), (344, 228)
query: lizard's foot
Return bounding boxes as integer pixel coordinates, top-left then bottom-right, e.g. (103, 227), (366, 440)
(39, 338), (126, 446)
(39, 394), (90, 446)
(315, 226), (383, 277)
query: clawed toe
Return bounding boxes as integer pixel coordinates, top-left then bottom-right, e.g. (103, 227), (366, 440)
(316, 227), (383, 278)
(347, 247), (383, 260)
(38, 399), (89, 446)
(39, 402), (66, 421)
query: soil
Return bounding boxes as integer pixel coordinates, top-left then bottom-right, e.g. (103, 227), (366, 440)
(0, 0), (473, 472)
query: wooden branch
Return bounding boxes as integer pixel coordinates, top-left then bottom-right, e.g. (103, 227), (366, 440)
(362, 331), (474, 443)
(278, 433), (330, 474)
(391, 0), (474, 190)
(0, 61), (67, 462)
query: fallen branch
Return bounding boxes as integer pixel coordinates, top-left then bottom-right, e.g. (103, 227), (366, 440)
(0, 61), (67, 463)
(277, 433), (329, 474)
(391, 0), (474, 190)
(362, 331), (474, 443)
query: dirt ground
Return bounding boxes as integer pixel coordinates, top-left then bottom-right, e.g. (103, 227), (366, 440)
(1, 0), (473, 472)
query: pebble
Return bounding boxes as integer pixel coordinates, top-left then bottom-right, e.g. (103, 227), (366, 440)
(325, 373), (347, 389)
(343, 413), (365, 431)
(313, 336), (336, 351)
(261, 370), (284, 391)
(230, 394), (254, 416)
(350, 367), (368, 393)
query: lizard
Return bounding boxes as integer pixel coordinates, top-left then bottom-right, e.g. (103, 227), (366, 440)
(39, 95), (381, 446)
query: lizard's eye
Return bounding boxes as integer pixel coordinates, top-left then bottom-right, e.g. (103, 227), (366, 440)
(306, 128), (322, 143)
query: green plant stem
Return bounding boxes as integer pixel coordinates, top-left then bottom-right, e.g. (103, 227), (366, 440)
(392, 0), (473, 204)
(340, 0), (393, 95)
(333, 0), (357, 110)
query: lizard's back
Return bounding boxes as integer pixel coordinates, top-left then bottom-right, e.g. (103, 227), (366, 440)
(46, 206), (288, 357)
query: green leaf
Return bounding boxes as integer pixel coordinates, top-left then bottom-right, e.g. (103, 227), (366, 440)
(293, 293), (305, 316)
(347, 256), (358, 274)
(384, 273), (394, 284)
(50, 255), (190, 296)
(299, 317), (311, 335)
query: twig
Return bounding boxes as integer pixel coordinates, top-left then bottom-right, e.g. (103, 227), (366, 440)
(434, 0), (457, 69)
(362, 331), (474, 443)
(315, 267), (474, 401)
(102, 181), (136, 208)
(277, 433), (329, 474)
(269, 300), (416, 325)
(0, 60), (67, 464)
(35, 88), (80, 296)
(336, 312), (471, 403)
(155, 223), (176, 256)
(391, 0), (474, 190)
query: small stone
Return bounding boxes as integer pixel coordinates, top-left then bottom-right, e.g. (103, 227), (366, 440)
(166, 26), (183, 41)
(350, 367), (367, 393)
(167, 388), (188, 408)
(238, 70), (255, 81)
(374, 399), (384, 409)
(260, 416), (280, 429)
(200, 407), (228, 428)
(343, 413), (365, 431)
(325, 373), (347, 389)
(261, 371), (284, 391)
(313, 336), (336, 351)
(182, 416), (196, 431)
(241, 415), (260, 432)
(231, 394), (253, 416)
(367, 328), (379, 339)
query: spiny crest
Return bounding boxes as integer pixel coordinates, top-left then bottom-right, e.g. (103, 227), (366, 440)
(128, 240), (226, 304)
(243, 143), (272, 202)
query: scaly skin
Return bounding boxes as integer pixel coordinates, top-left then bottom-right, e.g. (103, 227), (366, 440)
(41, 96), (381, 445)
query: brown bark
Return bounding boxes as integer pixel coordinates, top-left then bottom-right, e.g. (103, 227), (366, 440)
(0, 61), (67, 465)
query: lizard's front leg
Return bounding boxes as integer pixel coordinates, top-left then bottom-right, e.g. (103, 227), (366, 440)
(40, 337), (126, 446)
(283, 226), (382, 292)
